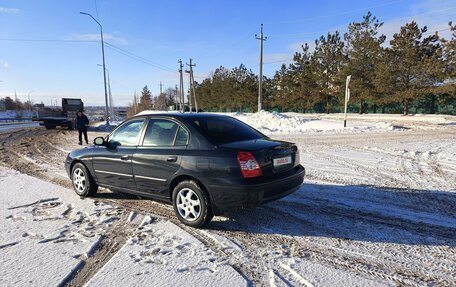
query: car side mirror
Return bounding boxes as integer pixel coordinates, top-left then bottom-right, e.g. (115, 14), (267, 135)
(93, 137), (105, 146)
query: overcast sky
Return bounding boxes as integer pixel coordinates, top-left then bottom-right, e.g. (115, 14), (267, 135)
(0, 0), (455, 106)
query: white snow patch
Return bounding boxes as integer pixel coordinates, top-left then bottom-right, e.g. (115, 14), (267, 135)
(0, 168), (109, 286)
(86, 220), (247, 287)
(231, 111), (403, 134)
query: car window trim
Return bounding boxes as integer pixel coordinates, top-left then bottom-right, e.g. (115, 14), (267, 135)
(106, 117), (147, 147)
(140, 117), (190, 147)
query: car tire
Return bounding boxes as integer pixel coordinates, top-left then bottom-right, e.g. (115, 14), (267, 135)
(71, 162), (98, 197)
(44, 123), (56, 130)
(172, 180), (213, 228)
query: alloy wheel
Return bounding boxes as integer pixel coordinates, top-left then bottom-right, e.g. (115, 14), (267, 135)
(73, 167), (86, 193)
(176, 188), (201, 221)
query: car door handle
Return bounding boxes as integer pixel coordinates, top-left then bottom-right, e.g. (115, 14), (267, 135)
(120, 155), (130, 161)
(166, 156), (178, 162)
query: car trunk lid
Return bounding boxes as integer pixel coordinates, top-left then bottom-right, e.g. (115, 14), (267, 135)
(218, 138), (298, 177)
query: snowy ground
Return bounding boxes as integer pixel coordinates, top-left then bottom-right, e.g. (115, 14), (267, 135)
(0, 112), (455, 286)
(0, 122), (39, 131)
(0, 168), (247, 286)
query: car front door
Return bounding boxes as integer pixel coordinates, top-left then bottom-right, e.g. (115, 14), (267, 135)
(132, 118), (189, 197)
(92, 118), (146, 190)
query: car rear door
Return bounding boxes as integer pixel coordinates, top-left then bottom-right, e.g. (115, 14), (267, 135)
(92, 118), (146, 190)
(132, 118), (189, 197)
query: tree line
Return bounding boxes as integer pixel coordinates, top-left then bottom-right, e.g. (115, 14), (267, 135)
(194, 13), (456, 115)
(126, 85), (176, 117)
(0, 96), (33, 111)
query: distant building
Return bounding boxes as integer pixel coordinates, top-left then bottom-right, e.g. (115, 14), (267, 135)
(116, 109), (127, 118)
(33, 103), (45, 110)
(0, 99), (5, 111)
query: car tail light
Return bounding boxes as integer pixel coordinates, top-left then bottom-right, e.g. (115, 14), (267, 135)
(237, 151), (262, 178)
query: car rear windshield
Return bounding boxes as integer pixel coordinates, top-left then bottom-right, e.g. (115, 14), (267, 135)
(190, 116), (264, 145)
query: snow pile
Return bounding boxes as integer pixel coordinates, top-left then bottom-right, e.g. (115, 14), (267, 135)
(0, 110), (18, 119)
(90, 121), (122, 132)
(233, 111), (316, 134)
(231, 111), (402, 134)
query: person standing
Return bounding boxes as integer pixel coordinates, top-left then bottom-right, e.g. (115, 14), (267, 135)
(75, 110), (89, 145)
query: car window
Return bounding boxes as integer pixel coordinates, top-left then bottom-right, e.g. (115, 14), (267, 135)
(175, 126), (189, 146)
(143, 119), (180, 146)
(108, 118), (145, 146)
(191, 116), (264, 145)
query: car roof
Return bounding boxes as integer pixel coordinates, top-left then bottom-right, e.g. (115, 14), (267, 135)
(133, 112), (232, 120)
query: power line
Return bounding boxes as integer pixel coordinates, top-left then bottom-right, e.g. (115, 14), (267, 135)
(268, 7), (456, 39)
(104, 42), (176, 72)
(264, 0), (405, 25)
(0, 37), (178, 73)
(0, 38), (97, 42)
(252, 58), (294, 67)
(94, 0), (100, 21)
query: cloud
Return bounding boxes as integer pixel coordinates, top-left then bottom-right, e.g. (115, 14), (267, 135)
(0, 7), (21, 14)
(0, 60), (10, 68)
(263, 53), (291, 63)
(379, 0), (455, 42)
(64, 34), (128, 45)
(288, 41), (316, 53)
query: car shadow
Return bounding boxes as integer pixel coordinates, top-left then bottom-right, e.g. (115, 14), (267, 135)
(207, 182), (456, 247)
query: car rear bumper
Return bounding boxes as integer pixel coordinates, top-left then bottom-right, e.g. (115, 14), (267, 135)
(207, 165), (305, 214)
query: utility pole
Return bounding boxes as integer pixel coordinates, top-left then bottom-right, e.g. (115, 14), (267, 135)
(159, 81), (163, 111)
(187, 58), (198, 112)
(133, 91), (137, 115)
(174, 85), (179, 111)
(178, 59), (184, 112)
(255, 24), (267, 112)
(185, 68), (192, 112)
(344, 75), (351, 128)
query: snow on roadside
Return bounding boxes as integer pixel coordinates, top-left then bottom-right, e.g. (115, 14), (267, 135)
(86, 220), (247, 287)
(231, 111), (402, 134)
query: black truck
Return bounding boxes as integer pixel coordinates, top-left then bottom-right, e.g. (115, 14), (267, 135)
(39, 98), (84, 130)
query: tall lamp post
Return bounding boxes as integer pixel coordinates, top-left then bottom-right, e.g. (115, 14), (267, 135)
(97, 64), (114, 121)
(80, 11), (109, 125)
(27, 90), (34, 112)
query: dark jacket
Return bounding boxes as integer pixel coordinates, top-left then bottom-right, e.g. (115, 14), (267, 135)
(75, 114), (89, 129)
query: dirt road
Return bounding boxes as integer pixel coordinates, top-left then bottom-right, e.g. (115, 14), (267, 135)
(1, 127), (455, 286)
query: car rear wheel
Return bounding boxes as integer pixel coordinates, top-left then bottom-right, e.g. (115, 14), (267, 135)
(172, 180), (213, 228)
(71, 163), (98, 197)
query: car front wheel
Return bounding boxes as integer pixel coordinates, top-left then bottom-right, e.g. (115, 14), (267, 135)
(71, 163), (98, 197)
(172, 180), (213, 228)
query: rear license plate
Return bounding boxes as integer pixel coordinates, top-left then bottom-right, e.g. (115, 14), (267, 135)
(273, 155), (292, 167)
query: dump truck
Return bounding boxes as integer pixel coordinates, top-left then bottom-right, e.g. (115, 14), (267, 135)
(39, 98), (84, 130)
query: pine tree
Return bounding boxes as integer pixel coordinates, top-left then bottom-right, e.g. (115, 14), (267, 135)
(343, 12), (386, 113)
(289, 44), (316, 112)
(312, 31), (344, 113)
(139, 85), (152, 111)
(438, 21), (456, 110)
(272, 64), (292, 112)
(387, 22), (444, 114)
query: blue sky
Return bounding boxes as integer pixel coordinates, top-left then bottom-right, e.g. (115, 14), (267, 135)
(0, 0), (455, 106)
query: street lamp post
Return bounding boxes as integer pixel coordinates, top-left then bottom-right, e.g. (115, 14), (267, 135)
(80, 11), (109, 125)
(27, 90), (34, 111)
(97, 64), (113, 121)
